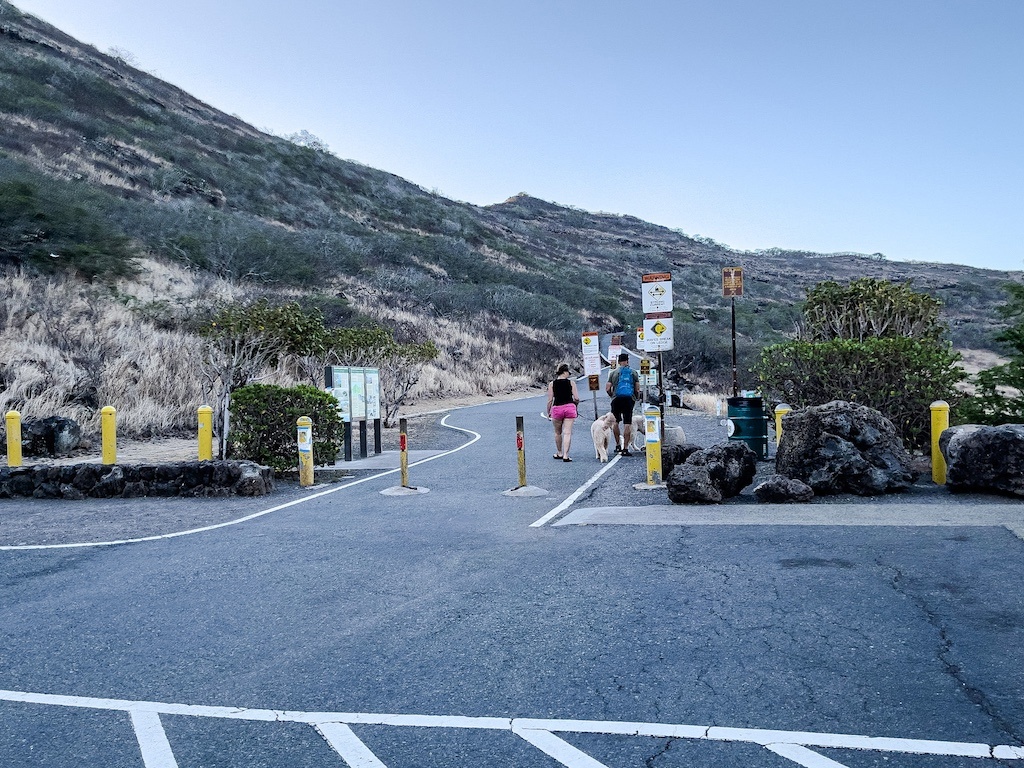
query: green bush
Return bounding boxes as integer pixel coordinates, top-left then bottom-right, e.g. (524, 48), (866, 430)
(229, 383), (344, 473)
(959, 282), (1024, 425)
(755, 337), (965, 449)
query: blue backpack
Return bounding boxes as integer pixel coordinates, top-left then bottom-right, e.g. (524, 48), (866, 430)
(614, 366), (636, 397)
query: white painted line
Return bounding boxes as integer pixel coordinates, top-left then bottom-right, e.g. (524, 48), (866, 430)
(707, 725), (995, 757)
(995, 745), (1024, 759)
(512, 727), (610, 768)
(530, 455), (622, 528)
(765, 742), (850, 767)
(316, 722), (388, 767)
(313, 713), (511, 730)
(514, 718), (708, 739)
(0, 416), (480, 552)
(130, 710), (179, 768)
(0, 689), (1017, 762)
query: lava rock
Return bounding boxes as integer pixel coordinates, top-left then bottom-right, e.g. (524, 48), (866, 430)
(753, 474), (815, 503)
(666, 441), (757, 504)
(940, 423), (1024, 497)
(775, 400), (916, 496)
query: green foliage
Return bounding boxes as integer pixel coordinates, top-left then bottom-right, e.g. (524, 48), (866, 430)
(228, 383), (344, 473)
(959, 282), (1024, 425)
(803, 278), (943, 341)
(755, 279), (964, 449)
(0, 178), (137, 279)
(199, 298), (320, 378)
(960, 361), (1024, 425)
(756, 337), (964, 449)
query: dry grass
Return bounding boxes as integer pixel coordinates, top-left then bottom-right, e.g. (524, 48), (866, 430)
(682, 392), (724, 415)
(0, 261), (560, 439)
(0, 264), (235, 437)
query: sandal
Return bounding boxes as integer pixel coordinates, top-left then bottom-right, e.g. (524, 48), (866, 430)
(563, 457), (572, 462)
(553, 454), (563, 460)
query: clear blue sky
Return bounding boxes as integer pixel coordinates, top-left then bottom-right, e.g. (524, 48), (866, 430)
(14, 0), (1024, 271)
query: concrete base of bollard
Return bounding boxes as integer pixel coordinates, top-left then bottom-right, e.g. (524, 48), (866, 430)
(380, 485), (430, 496)
(633, 482), (668, 491)
(502, 485), (549, 497)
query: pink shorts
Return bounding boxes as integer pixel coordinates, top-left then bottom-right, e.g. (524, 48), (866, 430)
(550, 403), (578, 420)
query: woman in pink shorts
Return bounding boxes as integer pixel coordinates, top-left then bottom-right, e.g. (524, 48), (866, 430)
(546, 363), (580, 462)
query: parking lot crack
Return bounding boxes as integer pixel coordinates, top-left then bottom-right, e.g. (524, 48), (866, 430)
(883, 561), (1024, 748)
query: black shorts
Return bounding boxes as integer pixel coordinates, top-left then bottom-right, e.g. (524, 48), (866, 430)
(611, 395), (635, 423)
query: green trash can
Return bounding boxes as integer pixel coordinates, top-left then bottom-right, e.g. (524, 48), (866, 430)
(727, 396), (768, 460)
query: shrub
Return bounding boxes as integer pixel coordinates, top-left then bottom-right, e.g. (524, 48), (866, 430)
(229, 383), (344, 473)
(959, 282), (1024, 424)
(755, 337), (965, 449)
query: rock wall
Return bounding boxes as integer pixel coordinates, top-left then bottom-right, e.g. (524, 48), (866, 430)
(0, 461), (273, 499)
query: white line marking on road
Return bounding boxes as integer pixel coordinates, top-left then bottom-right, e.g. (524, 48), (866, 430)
(765, 743), (851, 768)
(130, 710), (179, 768)
(1, 689), (1016, 763)
(0, 416), (481, 552)
(512, 727), (610, 767)
(316, 722), (388, 767)
(514, 718), (708, 739)
(530, 455), (622, 527)
(997, 745), (1024, 759)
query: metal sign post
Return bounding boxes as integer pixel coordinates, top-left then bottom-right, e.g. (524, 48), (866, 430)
(581, 331), (602, 419)
(723, 267), (744, 397)
(642, 272), (673, 436)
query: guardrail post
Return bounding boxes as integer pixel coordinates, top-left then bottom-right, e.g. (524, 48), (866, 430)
(5, 410), (22, 467)
(101, 406), (117, 465)
(198, 405), (213, 461)
(930, 400), (949, 485)
(516, 415), (527, 489)
(297, 416), (314, 486)
(399, 418), (410, 488)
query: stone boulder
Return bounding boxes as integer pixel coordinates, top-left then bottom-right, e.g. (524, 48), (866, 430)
(661, 442), (702, 478)
(754, 474), (815, 503)
(775, 401), (917, 496)
(17, 417), (82, 457)
(940, 424), (1024, 497)
(666, 441), (757, 504)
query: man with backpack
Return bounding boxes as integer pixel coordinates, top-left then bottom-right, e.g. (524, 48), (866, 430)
(605, 352), (641, 456)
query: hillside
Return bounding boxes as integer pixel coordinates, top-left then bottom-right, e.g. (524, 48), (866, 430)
(0, 0), (1020, 434)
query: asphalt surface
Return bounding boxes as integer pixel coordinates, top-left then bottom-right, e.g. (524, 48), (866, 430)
(0, 394), (1023, 767)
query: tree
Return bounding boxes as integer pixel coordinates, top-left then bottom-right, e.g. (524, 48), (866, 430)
(198, 299), (320, 458)
(322, 326), (438, 427)
(755, 279), (964, 449)
(801, 278), (942, 342)
(959, 282), (1024, 424)
(378, 339), (439, 427)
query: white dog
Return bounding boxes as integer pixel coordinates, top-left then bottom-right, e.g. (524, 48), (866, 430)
(631, 413), (646, 450)
(591, 413), (617, 462)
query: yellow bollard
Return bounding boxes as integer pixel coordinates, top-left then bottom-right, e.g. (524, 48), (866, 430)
(399, 417), (410, 488)
(774, 403), (792, 446)
(297, 416), (314, 486)
(931, 400), (950, 485)
(5, 410), (22, 468)
(101, 405), (117, 465)
(198, 405), (213, 461)
(515, 415), (527, 489)
(644, 405), (663, 485)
